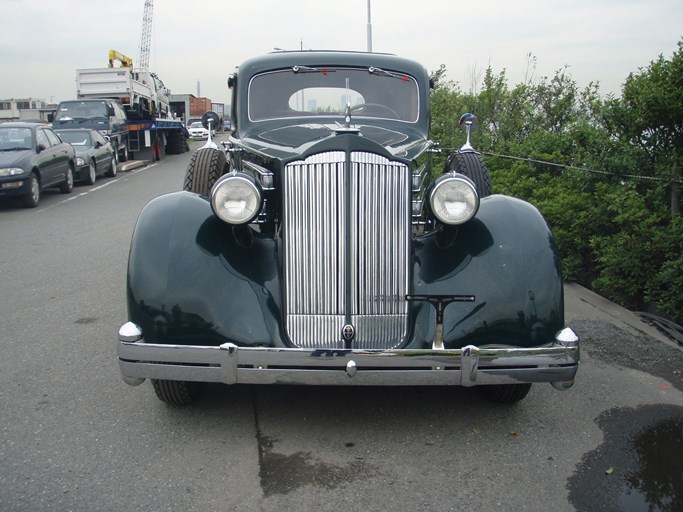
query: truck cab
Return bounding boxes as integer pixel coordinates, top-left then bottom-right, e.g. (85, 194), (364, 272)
(52, 99), (130, 163)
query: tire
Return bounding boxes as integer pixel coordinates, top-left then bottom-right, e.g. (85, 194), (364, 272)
(111, 142), (119, 166)
(119, 141), (129, 163)
(105, 155), (117, 177)
(22, 172), (41, 208)
(84, 160), (96, 185)
(480, 383), (532, 403)
(151, 379), (202, 406)
(445, 151), (492, 197)
(183, 147), (228, 196)
(60, 166), (74, 194)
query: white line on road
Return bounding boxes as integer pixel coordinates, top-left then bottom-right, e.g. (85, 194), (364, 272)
(37, 163), (159, 213)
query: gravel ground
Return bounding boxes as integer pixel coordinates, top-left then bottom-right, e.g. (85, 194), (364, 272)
(572, 318), (683, 392)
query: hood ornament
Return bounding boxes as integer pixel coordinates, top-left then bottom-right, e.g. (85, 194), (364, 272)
(335, 78), (360, 135)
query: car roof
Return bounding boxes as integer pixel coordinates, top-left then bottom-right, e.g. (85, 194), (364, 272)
(0, 122), (48, 129)
(235, 50), (429, 81)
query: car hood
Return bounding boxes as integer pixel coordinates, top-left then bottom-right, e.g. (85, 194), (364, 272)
(53, 118), (108, 131)
(0, 150), (32, 168)
(73, 147), (95, 157)
(241, 122), (429, 160)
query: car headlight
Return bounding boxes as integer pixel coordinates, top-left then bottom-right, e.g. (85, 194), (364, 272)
(0, 167), (25, 177)
(76, 157), (85, 166)
(210, 173), (262, 224)
(429, 173), (480, 225)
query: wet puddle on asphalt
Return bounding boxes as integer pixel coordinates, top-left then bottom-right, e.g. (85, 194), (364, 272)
(568, 404), (683, 511)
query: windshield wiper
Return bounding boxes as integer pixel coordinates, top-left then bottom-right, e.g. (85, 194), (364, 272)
(368, 66), (409, 81)
(292, 65), (335, 74)
(0, 147), (31, 151)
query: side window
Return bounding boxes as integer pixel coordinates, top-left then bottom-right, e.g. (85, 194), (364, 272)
(92, 131), (107, 146)
(115, 104), (127, 121)
(35, 129), (50, 148)
(44, 129), (62, 147)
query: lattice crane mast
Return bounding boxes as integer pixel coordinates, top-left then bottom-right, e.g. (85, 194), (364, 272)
(137, 0), (153, 71)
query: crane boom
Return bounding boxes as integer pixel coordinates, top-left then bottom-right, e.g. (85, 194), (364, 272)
(137, 0), (153, 71)
(108, 49), (133, 68)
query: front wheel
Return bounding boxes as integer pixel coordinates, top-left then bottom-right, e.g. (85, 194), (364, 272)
(22, 173), (41, 208)
(119, 141), (129, 163)
(183, 148), (228, 196)
(480, 383), (532, 403)
(151, 379), (202, 406)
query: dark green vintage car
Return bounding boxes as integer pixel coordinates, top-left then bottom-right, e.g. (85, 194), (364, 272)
(117, 51), (579, 405)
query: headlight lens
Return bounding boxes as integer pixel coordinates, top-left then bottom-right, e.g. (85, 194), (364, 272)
(76, 157), (85, 166)
(429, 173), (480, 225)
(210, 173), (262, 224)
(0, 167), (25, 177)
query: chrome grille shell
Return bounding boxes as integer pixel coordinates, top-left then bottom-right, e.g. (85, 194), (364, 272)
(283, 151), (411, 349)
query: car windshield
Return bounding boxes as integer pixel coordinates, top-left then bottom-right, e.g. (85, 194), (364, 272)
(57, 130), (92, 146)
(0, 127), (33, 151)
(190, 123), (204, 129)
(248, 66), (419, 123)
(54, 101), (108, 121)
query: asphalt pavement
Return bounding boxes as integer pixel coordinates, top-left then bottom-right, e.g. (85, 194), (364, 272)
(0, 141), (681, 512)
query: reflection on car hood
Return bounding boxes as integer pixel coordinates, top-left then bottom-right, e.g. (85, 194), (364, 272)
(53, 118), (108, 130)
(0, 150), (32, 167)
(257, 123), (409, 148)
(73, 146), (95, 157)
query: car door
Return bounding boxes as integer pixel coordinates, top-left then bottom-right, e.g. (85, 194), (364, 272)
(34, 128), (61, 186)
(44, 128), (71, 183)
(92, 131), (111, 170)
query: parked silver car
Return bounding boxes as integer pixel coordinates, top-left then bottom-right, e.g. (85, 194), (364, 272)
(55, 129), (117, 185)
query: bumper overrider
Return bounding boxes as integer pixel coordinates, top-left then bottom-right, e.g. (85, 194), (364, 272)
(117, 323), (580, 390)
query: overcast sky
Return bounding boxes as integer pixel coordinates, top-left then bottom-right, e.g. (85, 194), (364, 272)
(1, 0), (681, 106)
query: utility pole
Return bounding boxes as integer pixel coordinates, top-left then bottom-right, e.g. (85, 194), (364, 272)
(366, 0), (373, 52)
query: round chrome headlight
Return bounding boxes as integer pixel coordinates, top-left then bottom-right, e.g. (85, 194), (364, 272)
(429, 173), (480, 225)
(210, 173), (262, 224)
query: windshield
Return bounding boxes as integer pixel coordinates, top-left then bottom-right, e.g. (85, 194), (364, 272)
(190, 122), (204, 129)
(0, 127), (33, 151)
(248, 67), (419, 123)
(57, 130), (92, 146)
(54, 101), (108, 121)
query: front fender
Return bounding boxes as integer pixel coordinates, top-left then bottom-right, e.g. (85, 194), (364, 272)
(127, 191), (284, 346)
(412, 194), (564, 348)
(127, 192), (564, 350)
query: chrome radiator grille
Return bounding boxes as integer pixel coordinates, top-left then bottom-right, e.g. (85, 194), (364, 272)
(283, 151), (411, 349)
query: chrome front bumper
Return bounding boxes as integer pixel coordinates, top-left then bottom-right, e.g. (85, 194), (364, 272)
(117, 323), (579, 390)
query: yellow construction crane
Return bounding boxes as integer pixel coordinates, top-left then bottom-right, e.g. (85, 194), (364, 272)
(108, 49), (133, 68)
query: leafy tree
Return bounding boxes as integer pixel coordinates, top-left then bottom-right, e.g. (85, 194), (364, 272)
(429, 41), (683, 323)
(605, 39), (683, 217)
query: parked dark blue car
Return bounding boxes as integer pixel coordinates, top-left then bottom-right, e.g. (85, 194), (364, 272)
(0, 122), (75, 208)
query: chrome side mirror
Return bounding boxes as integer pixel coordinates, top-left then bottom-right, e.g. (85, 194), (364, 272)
(459, 113), (479, 151)
(201, 111), (221, 150)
